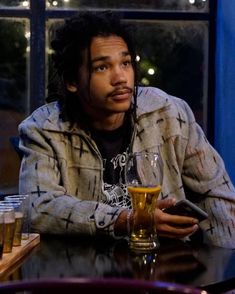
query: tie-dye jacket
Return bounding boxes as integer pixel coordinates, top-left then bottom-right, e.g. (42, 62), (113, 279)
(18, 87), (235, 248)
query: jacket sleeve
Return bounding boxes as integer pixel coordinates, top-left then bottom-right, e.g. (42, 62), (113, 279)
(181, 100), (235, 248)
(18, 117), (125, 237)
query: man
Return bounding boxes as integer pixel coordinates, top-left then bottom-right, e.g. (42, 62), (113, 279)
(19, 10), (235, 248)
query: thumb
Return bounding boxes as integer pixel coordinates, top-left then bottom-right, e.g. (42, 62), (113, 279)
(156, 198), (176, 210)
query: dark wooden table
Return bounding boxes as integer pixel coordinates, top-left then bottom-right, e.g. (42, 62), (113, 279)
(2, 235), (235, 293)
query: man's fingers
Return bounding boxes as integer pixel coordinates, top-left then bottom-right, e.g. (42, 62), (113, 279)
(156, 198), (176, 210)
(154, 206), (199, 239)
(156, 207), (199, 225)
(157, 223), (199, 239)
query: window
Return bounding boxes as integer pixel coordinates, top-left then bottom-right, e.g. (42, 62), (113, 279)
(0, 0), (216, 193)
(0, 18), (29, 194)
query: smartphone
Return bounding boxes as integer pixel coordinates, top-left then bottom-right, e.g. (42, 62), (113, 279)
(163, 199), (208, 222)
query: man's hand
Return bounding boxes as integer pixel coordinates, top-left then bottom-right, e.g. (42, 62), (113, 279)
(155, 199), (199, 239)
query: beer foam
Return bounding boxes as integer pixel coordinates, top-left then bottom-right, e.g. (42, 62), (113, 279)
(15, 211), (23, 219)
(4, 217), (14, 224)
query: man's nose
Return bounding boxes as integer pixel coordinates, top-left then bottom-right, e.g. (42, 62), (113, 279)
(111, 66), (127, 85)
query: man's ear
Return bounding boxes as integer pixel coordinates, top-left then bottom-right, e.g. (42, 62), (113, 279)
(66, 83), (78, 93)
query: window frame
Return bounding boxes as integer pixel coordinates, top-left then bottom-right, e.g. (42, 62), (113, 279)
(0, 0), (217, 143)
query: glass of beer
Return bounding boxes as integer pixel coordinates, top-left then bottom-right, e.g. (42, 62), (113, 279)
(4, 194), (30, 240)
(0, 207), (15, 253)
(125, 151), (163, 252)
(1, 200), (24, 246)
(0, 212), (4, 258)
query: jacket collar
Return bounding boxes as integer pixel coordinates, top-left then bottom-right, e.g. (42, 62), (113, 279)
(136, 86), (170, 117)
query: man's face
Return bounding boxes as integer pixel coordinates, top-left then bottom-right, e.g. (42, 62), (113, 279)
(76, 35), (135, 121)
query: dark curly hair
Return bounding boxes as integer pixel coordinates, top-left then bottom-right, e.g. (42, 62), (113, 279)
(48, 10), (138, 124)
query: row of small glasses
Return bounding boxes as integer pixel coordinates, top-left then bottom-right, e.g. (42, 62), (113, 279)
(0, 194), (30, 256)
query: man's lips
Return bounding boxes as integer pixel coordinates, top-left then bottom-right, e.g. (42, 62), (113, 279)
(109, 88), (133, 100)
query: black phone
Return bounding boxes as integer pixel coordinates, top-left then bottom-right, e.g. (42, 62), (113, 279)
(163, 199), (208, 222)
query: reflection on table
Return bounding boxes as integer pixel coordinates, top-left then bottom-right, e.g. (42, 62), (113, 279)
(2, 235), (235, 293)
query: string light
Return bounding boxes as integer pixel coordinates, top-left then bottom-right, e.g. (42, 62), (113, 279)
(46, 48), (54, 55)
(188, 0), (207, 5)
(22, 1), (29, 7)
(148, 68), (155, 75)
(141, 78), (150, 86)
(25, 31), (30, 39)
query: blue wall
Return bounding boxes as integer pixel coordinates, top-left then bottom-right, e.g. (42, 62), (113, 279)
(215, 0), (235, 183)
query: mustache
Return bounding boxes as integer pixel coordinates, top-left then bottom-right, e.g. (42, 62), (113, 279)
(107, 86), (133, 97)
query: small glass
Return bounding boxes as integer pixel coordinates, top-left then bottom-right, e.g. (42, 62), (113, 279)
(0, 212), (4, 258)
(0, 200), (24, 246)
(4, 194), (30, 240)
(0, 207), (15, 253)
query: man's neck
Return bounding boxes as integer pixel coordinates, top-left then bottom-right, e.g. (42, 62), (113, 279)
(90, 113), (125, 131)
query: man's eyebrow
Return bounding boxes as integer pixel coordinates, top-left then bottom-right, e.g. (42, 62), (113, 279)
(91, 51), (131, 63)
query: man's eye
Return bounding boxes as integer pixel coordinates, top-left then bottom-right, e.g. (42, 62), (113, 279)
(94, 65), (107, 72)
(123, 60), (132, 67)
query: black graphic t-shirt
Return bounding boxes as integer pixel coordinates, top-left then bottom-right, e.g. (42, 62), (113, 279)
(90, 118), (132, 208)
